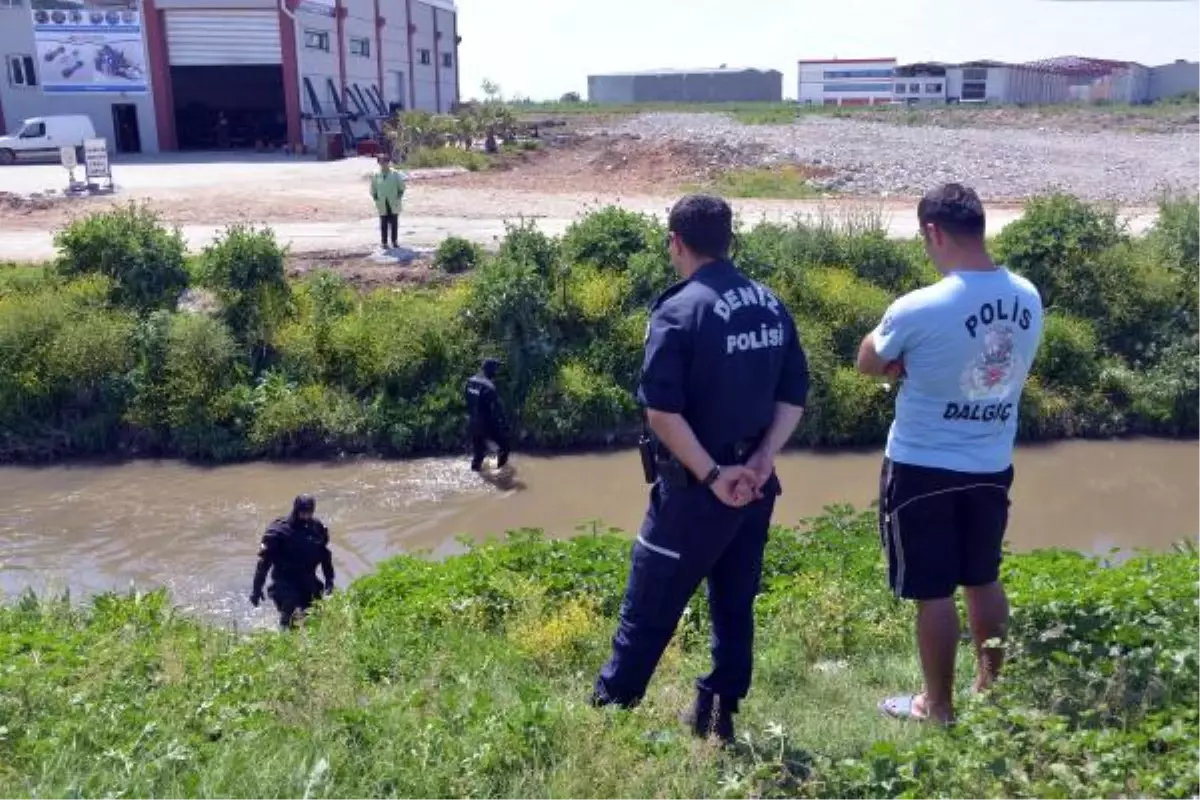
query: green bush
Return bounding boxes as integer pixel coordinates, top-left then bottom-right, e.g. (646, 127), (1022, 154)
(995, 193), (1126, 315)
(561, 206), (663, 272)
(434, 236), (483, 273)
(406, 146), (491, 172)
(196, 224), (291, 362)
(1034, 312), (1101, 388)
(53, 203), (189, 313)
(496, 219), (561, 277)
(0, 192), (1195, 463)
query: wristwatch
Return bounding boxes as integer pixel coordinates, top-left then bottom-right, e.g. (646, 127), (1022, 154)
(701, 465), (721, 488)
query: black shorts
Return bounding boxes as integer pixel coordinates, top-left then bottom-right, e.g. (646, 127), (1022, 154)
(878, 457), (1014, 601)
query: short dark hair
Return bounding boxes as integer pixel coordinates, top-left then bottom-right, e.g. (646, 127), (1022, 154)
(668, 194), (734, 260)
(917, 183), (986, 240)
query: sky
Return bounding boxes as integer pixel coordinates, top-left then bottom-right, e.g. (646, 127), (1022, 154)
(454, 0), (1200, 101)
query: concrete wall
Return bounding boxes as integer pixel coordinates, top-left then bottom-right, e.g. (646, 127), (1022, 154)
(342, 0), (377, 138)
(409, 0), (437, 111)
(1149, 60), (1200, 101)
(0, 5), (160, 151)
(293, 7), (338, 146)
(378, 0), (411, 110)
(433, 5), (457, 110)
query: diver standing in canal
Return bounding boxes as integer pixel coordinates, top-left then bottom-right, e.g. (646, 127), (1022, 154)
(465, 358), (512, 472)
(249, 494), (336, 629)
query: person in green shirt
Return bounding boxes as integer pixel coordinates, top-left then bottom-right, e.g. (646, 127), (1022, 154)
(370, 154), (406, 250)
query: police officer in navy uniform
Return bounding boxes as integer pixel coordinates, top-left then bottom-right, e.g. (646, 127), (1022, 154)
(591, 194), (810, 744)
(465, 358), (511, 472)
(249, 494), (335, 629)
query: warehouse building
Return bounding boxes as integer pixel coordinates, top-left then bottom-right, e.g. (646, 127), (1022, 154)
(0, 0), (459, 155)
(944, 60), (1071, 104)
(1148, 59), (1200, 101)
(797, 57), (896, 106)
(587, 67), (783, 104)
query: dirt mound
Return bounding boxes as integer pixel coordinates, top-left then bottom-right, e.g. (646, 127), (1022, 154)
(424, 134), (773, 194)
(286, 248), (451, 291)
(0, 190), (70, 216)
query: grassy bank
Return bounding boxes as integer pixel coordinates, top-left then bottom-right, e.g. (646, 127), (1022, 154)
(509, 98), (1200, 126)
(1, 508), (1196, 797)
(0, 193), (1195, 463)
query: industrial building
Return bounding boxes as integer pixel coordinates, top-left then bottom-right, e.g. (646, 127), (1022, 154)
(0, 0), (459, 155)
(801, 54), (1197, 107)
(1148, 59), (1200, 101)
(797, 58), (896, 106)
(587, 67), (783, 104)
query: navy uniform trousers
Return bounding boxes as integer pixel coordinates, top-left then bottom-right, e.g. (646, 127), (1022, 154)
(594, 478), (776, 708)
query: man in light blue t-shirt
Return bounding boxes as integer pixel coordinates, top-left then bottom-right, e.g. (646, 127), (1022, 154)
(856, 183), (1044, 726)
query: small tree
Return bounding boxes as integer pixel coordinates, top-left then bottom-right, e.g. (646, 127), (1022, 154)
(54, 202), (189, 313)
(196, 223), (291, 368)
(560, 91), (582, 103)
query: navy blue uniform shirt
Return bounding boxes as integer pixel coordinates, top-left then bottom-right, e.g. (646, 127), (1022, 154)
(637, 259), (809, 458)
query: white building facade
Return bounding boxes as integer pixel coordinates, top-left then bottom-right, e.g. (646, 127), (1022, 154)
(797, 57), (896, 106)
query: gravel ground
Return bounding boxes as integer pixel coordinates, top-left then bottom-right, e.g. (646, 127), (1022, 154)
(598, 113), (1200, 203)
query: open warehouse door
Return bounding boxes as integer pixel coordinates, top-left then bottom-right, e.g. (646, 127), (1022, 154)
(165, 10), (287, 151)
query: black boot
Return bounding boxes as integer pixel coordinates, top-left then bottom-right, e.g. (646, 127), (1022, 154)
(682, 689), (737, 744)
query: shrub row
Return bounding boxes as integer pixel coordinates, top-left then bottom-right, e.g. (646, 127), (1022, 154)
(0, 194), (1195, 463)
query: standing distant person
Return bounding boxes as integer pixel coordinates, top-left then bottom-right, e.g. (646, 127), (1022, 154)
(591, 194), (809, 744)
(465, 358), (511, 472)
(856, 183), (1044, 725)
(370, 154), (405, 250)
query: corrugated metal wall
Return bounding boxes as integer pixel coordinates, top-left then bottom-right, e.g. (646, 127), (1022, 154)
(588, 70), (782, 104)
(166, 10), (282, 66)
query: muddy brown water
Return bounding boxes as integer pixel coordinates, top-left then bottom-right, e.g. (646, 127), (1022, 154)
(1, 440), (1195, 629)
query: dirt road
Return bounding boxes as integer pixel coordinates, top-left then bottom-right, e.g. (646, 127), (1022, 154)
(0, 151), (1162, 262)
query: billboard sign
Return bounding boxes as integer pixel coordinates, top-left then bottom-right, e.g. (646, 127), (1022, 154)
(30, 0), (148, 94)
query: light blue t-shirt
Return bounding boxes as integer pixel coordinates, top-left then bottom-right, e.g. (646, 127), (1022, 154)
(872, 267), (1044, 474)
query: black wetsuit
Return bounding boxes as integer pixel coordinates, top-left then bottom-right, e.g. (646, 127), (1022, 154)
(251, 515), (334, 628)
(465, 373), (510, 471)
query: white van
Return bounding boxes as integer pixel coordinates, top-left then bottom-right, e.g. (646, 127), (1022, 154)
(0, 115), (97, 165)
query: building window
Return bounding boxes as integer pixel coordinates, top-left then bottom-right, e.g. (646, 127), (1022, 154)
(304, 30), (330, 51)
(822, 68), (894, 79)
(418, 49), (431, 65)
(908, 82), (920, 93)
(962, 67), (988, 81)
(961, 82), (987, 100)
(7, 54), (37, 88)
(350, 37), (370, 57)
(441, 52), (452, 68)
(894, 83), (906, 94)
(925, 83), (943, 93)
(822, 82), (894, 93)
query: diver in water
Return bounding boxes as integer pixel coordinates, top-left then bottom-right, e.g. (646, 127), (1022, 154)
(249, 494), (335, 629)
(464, 358), (511, 472)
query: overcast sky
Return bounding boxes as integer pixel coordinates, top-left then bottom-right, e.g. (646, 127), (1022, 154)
(454, 0), (1200, 101)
